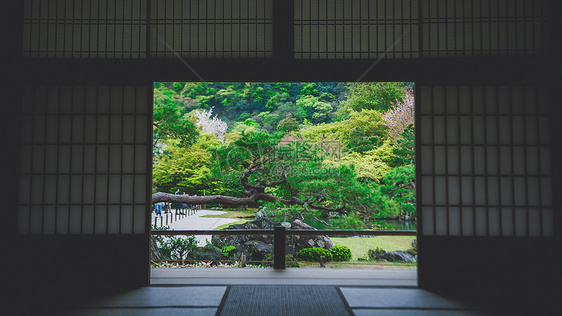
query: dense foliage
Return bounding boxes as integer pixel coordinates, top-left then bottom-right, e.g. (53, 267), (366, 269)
(153, 82), (416, 226)
(298, 247), (334, 262)
(154, 235), (198, 261)
(331, 245), (352, 262)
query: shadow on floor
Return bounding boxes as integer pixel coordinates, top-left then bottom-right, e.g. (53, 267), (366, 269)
(38, 267), (513, 315)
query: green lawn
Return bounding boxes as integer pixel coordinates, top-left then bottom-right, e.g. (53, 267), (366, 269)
(330, 236), (416, 261)
(201, 208), (257, 219)
(213, 219), (251, 230)
(202, 208), (255, 230)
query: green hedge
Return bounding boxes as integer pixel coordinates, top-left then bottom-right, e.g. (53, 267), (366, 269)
(331, 245), (352, 262)
(298, 247), (333, 262)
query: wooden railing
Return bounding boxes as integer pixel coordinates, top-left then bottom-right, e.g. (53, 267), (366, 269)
(151, 226), (416, 269)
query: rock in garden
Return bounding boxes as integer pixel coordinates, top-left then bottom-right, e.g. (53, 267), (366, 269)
(242, 240), (273, 255)
(210, 217), (334, 262)
(191, 244), (224, 261)
(290, 219), (334, 253)
(380, 250), (416, 263)
(254, 207), (271, 221)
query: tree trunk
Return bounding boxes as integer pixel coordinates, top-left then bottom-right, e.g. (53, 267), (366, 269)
(151, 192), (347, 213)
(152, 192), (257, 206)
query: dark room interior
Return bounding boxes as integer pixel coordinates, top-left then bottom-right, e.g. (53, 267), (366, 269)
(1, 1), (561, 315)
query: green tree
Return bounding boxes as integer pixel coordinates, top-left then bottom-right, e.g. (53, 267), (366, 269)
(172, 82), (185, 93)
(381, 164), (416, 219)
(229, 119), (260, 135)
(345, 126), (381, 154)
(299, 82), (319, 97)
(155, 131), (352, 214)
(153, 84), (199, 150)
(296, 95), (320, 109)
(179, 82), (216, 109)
(277, 113), (300, 134)
(265, 91), (290, 111)
(257, 111), (281, 131)
(277, 102), (307, 122)
(301, 109), (388, 144)
(337, 82), (405, 119)
(152, 134), (221, 194)
(310, 101), (333, 123)
(341, 139), (395, 183)
(216, 85), (239, 108)
(154, 130), (401, 220)
(392, 124), (415, 166)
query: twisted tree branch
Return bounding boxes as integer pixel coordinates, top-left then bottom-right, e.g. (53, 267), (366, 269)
(151, 192), (347, 214)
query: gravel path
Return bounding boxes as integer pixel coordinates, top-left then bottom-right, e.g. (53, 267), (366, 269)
(167, 210), (240, 246)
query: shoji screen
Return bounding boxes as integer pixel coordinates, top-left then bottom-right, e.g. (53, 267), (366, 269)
(22, 0), (273, 59)
(419, 86), (553, 237)
(421, 0), (550, 57)
(294, 0), (419, 59)
(294, 0), (550, 59)
(149, 0), (273, 58)
(22, 0), (148, 58)
(18, 85), (151, 235)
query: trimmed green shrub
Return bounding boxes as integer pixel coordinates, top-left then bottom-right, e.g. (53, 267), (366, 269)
(331, 244), (352, 262)
(298, 247), (333, 262)
(221, 245), (237, 258)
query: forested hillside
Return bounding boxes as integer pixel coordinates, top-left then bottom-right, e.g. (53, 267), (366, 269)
(153, 82), (415, 228)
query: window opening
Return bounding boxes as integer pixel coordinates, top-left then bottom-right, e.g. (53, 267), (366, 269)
(150, 81), (417, 270)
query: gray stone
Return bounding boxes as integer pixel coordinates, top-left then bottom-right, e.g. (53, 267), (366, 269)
(254, 207), (272, 221)
(243, 240), (274, 254)
(378, 250), (416, 263)
(191, 244), (224, 261)
(210, 217), (334, 262)
(290, 219), (334, 253)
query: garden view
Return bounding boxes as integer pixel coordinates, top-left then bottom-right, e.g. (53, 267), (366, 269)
(151, 82), (417, 267)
